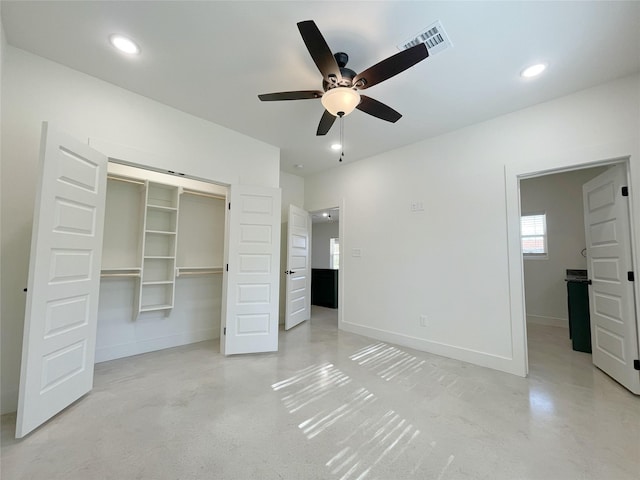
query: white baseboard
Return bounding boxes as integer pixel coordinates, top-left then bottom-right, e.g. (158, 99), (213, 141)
(526, 314), (568, 328)
(340, 321), (522, 376)
(95, 328), (218, 363)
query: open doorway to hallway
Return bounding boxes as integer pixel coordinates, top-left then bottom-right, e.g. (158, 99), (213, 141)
(310, 208), (340, 310)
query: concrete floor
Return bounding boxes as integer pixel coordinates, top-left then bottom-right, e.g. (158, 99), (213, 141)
(1, 306), (639, 479)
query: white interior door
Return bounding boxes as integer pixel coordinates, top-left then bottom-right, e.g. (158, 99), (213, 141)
(285, 205), (312, 330)
(16, 123), (108, 437)
(583, 164), (640, 394)
(223, 185), (281, 354)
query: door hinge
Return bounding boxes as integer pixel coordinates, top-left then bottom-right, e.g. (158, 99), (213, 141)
(621, 186), (629, 197)
(224, 327), (226, 335)
(628, 271), (635, 282)
(226, 264), (229, 272)
(634, 359), (640, 371)
(228, 202), (231, 210)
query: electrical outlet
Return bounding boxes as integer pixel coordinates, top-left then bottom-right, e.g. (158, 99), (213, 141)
(420, 315), (428, 327)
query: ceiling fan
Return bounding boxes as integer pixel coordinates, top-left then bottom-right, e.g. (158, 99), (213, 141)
(258, 20), (429, 135)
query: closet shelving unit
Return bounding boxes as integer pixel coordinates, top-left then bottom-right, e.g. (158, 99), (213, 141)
(139, 181), (180, 313)
(100, 170), (227, 321)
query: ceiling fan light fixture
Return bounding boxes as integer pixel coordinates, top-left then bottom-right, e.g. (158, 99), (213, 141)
(321, 87), (361, 116)
(331, 143), (342, 150)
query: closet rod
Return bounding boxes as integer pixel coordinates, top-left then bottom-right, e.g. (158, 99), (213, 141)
(182, 189), (225, 200)
(177, 270), (223, 276)
(107, 175), (145, 186)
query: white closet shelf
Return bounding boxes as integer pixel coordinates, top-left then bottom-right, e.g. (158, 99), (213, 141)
(144, 255), (175, 259)
(107, 175), (145, 186)
(147, 204), (178, 212)
(145, 230), (177, 235)
(139, 304), (173, 313)
(142, 280), (174, 286)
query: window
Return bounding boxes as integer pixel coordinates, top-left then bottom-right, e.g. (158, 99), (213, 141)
(330, 238), (340, 270)
(521, 213), (547, 258)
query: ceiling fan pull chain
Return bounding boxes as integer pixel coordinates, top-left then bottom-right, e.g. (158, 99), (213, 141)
(339, 114), (344, 162)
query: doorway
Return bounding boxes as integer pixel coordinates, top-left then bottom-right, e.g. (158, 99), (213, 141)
(516, 159), (640, 394)
(520, 166), (606, 329)
(310, 207), (340, 312)
(97, 160), (227, 363)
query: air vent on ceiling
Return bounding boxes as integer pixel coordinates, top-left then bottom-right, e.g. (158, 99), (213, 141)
(398, 20), (452, 56)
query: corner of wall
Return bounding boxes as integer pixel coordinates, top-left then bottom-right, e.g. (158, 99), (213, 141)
(0, 3), (6, 414)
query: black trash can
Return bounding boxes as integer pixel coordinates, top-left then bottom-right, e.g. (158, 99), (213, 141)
(565, 269), (592, 353)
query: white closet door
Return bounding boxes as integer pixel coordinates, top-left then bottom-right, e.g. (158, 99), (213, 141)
(583, 164), (640, 394)
(16, 123), (108, 438)
(223, 185), (281, 354)
(285, 204), (311, 330)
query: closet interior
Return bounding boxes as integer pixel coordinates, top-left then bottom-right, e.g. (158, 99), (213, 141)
(96, 162), (227, 363)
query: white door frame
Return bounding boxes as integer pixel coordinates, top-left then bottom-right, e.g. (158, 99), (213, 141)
(505, 149), (640, 377)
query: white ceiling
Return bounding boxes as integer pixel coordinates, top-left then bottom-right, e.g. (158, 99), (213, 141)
(2, 1), (639, 177)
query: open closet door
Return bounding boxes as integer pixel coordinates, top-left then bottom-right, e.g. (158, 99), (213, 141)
(285, 205), (311, 330)
(583, 164), (640, 394)
(16, 123), (108, 438)
(224, 185), (281, 354)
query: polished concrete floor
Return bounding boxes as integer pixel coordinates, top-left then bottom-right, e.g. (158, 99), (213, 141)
(1, 307), (639, 479)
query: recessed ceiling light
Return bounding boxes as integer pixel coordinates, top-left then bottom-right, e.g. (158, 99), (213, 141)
(322, 212), (329, 217)
(521, 63), (547, 78)
(331, 143), (342, 150)
(109, 34), (141, 55)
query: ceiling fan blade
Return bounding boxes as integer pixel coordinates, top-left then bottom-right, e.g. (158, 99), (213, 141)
(356, 95), (402, 123)
(258, 90), (323, 101)
(297, 20), (342, 83)
(353, 43), (428, 90)
(316, 110), (336, 135)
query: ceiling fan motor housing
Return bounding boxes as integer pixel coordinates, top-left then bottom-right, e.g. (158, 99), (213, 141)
(323, 52), (357, 91)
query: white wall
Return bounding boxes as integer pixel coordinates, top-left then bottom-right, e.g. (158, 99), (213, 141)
(0, 47), (280, 414)
(279, 171), (305, 222)
(311, 221), (339, 269)
(278, 171), (305, 323)
(305, 74), (640, 376)
(520, 167), (607, 327)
